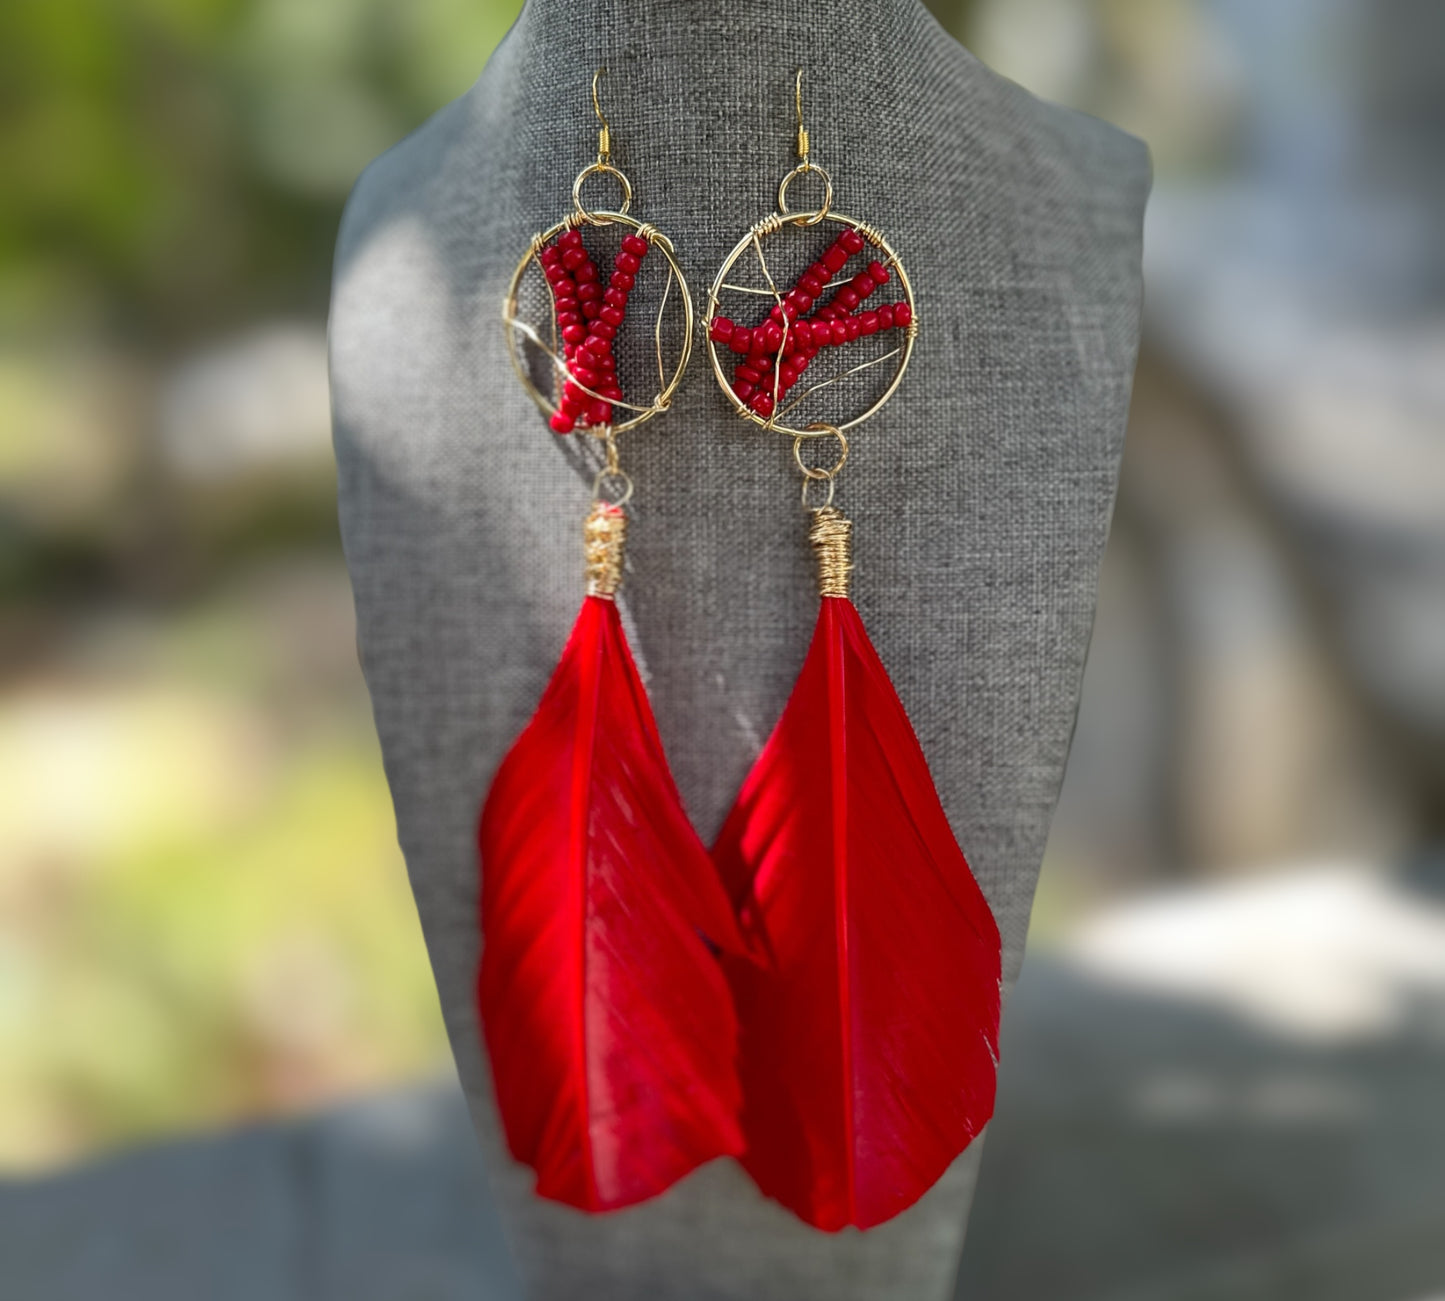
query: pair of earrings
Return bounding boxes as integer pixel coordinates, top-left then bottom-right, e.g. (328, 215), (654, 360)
(478, 71), (1001, 1233)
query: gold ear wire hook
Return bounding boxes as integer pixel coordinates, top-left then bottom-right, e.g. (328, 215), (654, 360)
(794, 68), (810, 168)
(592, 68), (612, 165)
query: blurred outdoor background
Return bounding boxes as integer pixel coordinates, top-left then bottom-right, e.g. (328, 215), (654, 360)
(2, 1), (1443, 1298)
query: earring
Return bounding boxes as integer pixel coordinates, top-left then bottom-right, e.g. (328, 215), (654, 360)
(702, 73), (1003, 1232)
(479, 70), (745, 1214)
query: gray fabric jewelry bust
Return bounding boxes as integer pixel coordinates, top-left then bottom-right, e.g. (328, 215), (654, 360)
(330, 2), (1149, 1296)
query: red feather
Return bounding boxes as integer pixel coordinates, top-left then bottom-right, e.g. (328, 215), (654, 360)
(477, 595), (746, 1212)
(715, 596), (1002, 1231)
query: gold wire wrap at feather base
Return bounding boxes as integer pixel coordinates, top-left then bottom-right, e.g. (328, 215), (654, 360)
(809, 507), (852, 599)
(584, 502), (628, 597)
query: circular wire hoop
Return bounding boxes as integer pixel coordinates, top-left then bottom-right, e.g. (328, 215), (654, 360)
(704, 209), (917, 439)
(503, 211), (694, 437)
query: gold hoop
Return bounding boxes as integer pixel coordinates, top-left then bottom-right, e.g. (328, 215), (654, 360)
(704, 210), (917, 439)
(592, 467), (634, 507)
(573, 162), (633, 221)
(793, 424), (848, 479)
(503, 213), (693, 437)
(777, 164), (833, 224)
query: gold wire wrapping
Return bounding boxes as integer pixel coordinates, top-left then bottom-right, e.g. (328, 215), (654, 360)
(808, 506), (852, 599)
(583, 501), (628, 597)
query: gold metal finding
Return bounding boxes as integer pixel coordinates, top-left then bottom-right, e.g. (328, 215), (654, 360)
(808, 506), (852, 598)
(592, 68), (612, 164)
(583, 499), (628, 597)
(794, 424), (849, 480)
(794, 69), (810, 164)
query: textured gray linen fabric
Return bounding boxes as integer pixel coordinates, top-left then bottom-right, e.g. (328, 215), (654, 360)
(329, 2), (1149, 1296)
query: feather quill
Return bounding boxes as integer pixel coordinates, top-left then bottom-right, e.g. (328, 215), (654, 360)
(715, 592), (1002, 1231)
(478, 593), (746, 1212)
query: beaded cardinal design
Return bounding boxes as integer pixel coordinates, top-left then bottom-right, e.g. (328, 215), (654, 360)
(707, 225), (913, 422)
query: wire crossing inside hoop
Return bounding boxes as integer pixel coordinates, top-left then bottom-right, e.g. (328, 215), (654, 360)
(504, 209), (694, 438)
(704, 210), (918, 441)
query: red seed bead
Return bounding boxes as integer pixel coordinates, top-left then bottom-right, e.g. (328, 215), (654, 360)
(554, 288), (579, 308)
(604, 287), (629, 308)
(572, 365), (599, 388)
(851, 272), (875, 296)
(544, 261), (570, 284)
(562, 247), (586, 271)
(837, 286), (861, 311)
(583, 334), (610, 357)
(550, 410), (575, 433)
(877, 304), (895, 329)
(562, 323), (587, 347)
(829, 319), (848, 345)
(759, 321), (784, 352)
(601, 382), (622, 399)
(621, 233), (649, 256)
(780, 363), (799, 387)
(581, 301), (600, 321)
(709, 316), (735, 342)
(600, 305), (625, 328)
(610, 271), (635, 291)
(737, 363), (762, 384)
(789, 291), (814, 315)
(575, 262), (599, 284)
(598, 351), (616, 369)
(800, 271), (826, 296)
(728, 327), (752, 355)
(749, 392), (775, 418)
(841, 227), (866, 254)
(868, 260), (890, 284)
(558, 229), (583, 249)
(845, 316), (862, 341)
(590, 321), (616, 341)
(734, 380), (756, 402)
(577, 285), (602, 306)
(583, 401), (610, 426)
(615, 251), (641, 275)
(893, 302), (913, 328)
(792, 320), (813, 347)
(793, 352), (811, 373)
(860, 310), (880, 335)
(823, 246), (848, 273)
(539, 245), (562, 266)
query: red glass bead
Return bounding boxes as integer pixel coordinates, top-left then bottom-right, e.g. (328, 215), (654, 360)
(549, 410), (575, 433)
(562, 323), (587, 347)
(827, 319), (846, 345)
(868, 260), (890, 284)
(544, 261), (570, 284)
(615, 251), (641, 275)
(894, 302), (913, 327)
(780, 363), (799, 387)
(860, 310), (880, 335)
(604, 287), (629, 308)
(837, 286), (861, 310)
(591, 321), (616, 341)
(601, 382), (622, 400)
(734, 380), (756, 402)
(737, 363), (762, 384)
(610, 271), (635, 291)
(539, 245), (562, 266)
(793, 352), (810, 373)
(583, 334), (610, 357)
(800, 271), (826, 296)
(599, 305), (625, 328)
(877, 305), (895, 329)
(759, 321), (784, 352)
(823, 246), (848, 273)
(851, 273), (875, 296)
(558, 229), (583, 249)
(598, 353), (616, 371)
(621, 233), (649, 256)
(575, 262), (599, 284)
(581, 302), (600, 321)
(845, 316), (862, 341)
(710, 316), (735, 342)
(587, 400), (613, 425)
(841, 227), (866, 254)
(729, 327), (752, 355)
(562, 247), (586, 272)
(789, 292), (814, 315)
(572, 365), (599, 388)
(749, 392), (775, 418)
(791, 320), (813, 347)
(577, 282), (602, 303)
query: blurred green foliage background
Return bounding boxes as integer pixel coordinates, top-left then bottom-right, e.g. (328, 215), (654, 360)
(0, 0), (523, 1171)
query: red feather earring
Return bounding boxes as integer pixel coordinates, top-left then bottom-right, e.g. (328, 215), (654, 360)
(479, 70), (744, 1213)
(702, 72), (1003, 1232)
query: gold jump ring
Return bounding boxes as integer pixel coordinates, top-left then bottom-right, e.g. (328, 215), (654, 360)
(573, 163), (633, 221)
